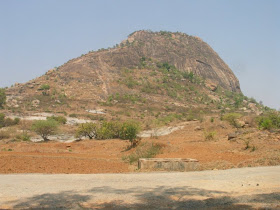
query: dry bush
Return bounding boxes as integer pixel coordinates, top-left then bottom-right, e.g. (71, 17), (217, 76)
(204, 130), (216, 141)
(0, 130), (10, 140)
(122, 142), (165, 164)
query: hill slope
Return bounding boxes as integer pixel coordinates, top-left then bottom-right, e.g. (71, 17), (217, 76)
(6, 30), (245, 125)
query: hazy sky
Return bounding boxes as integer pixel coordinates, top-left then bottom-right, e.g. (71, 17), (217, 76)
(0, 0), (279, 108)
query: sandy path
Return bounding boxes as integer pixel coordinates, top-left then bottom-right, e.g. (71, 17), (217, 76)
(0, 166), (279, 209)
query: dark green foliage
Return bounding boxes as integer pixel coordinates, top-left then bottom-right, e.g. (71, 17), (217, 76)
(47, 116), (67, 124)
(32, 119), (59, 141)
(0, 88), (6, 108)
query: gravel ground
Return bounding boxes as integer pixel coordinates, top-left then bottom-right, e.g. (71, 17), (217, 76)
(0, 166), (279, 209)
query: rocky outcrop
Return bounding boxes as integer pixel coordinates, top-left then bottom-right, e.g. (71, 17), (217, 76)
(57, 30), (240, 94)
(6, 30), (242, 115)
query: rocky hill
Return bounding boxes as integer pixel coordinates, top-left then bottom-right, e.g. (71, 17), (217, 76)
(6, 30), (253, 126)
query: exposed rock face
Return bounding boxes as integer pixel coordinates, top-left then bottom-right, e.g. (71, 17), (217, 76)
(6, 30), (242, 116)
(56, 30), (240, 98)
(122, 31), (240, 92)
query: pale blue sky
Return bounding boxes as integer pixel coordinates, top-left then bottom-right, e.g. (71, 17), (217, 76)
(0, 0), (279, 108)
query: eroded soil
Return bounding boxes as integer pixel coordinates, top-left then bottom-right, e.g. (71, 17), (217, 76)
(0, 119), (280, 174)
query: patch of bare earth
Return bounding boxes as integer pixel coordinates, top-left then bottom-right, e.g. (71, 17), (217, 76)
(0, 120), (280, 174)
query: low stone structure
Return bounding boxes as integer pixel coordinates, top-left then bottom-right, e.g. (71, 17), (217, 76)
(138, 158), (199, 171)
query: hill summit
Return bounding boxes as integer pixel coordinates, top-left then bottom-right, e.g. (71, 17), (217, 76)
(7, 30), (244, 124)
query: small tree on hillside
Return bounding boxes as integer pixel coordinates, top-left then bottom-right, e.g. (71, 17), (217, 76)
(76, 122), (98, 139)
(120, 122), (140, 147)
(32, 119), (59, 141)
(0, 88), (6, 108)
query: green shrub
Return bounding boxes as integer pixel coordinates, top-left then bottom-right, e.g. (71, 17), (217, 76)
(0, 88), (6, 108)
(32, 119), (59, 141)
(15, 132), (30, 141)
(257, 111), (280, 130)
(0, 114), (20, 128)
(76, 122), (98, 139)
(4, 118), (15, 127)
(14, 117), (20, 125)
(0, 113), (5, 128)
(123, 143), (163, 164)
(119, 122), (140, 147)
(76, 121), (141, 142)
(47, 116), (67, 124)
(39, 84), (50, 90)
(96, 121), (122, 140)
(204, 131), (216, 141)
(69, 113), (78, 118)
(258, 118), (273, 130)
(3, 117), (20, 127)
(222, 113), (242, 128)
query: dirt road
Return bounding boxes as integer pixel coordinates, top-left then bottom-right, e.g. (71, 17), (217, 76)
(0, 166), (279, 209)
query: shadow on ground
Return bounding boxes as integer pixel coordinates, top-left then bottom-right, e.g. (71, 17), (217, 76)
(6, 186), (280, 209)
(5, 191), (90, 209)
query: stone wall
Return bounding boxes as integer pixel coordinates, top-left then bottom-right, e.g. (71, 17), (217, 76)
(138, 158), (199, 172)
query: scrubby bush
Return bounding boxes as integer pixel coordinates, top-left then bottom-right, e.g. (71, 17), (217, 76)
(204, 131), (216, 141)
(69, 113), (78, 118)
(76, 121), (140, 143)
(119, 122), (140, 147)
(257, 111), (280, 130)
(0, 113), (5, 127)
(32, 119), (59, 141)
(0, 130), (10, 140)
(3, 117), (20, 127)
(222, 113), (242, 128)
(258, 118), (273, 130)
(0, 113), (20, 128)
(15, 133), (30, 141)
(122, 143), (163, 164)
(76, 122), (98, 139)
(47, 115), (67, 124)
(39, 84), (50, 90)
(0, 88), (6, 108)
(96, 121), (122, 140)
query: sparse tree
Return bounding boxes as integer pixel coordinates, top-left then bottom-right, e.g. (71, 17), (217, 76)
(32, 119), (59, 141)
(119, 122), (140, 147)
(76, 122), (97, 139)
